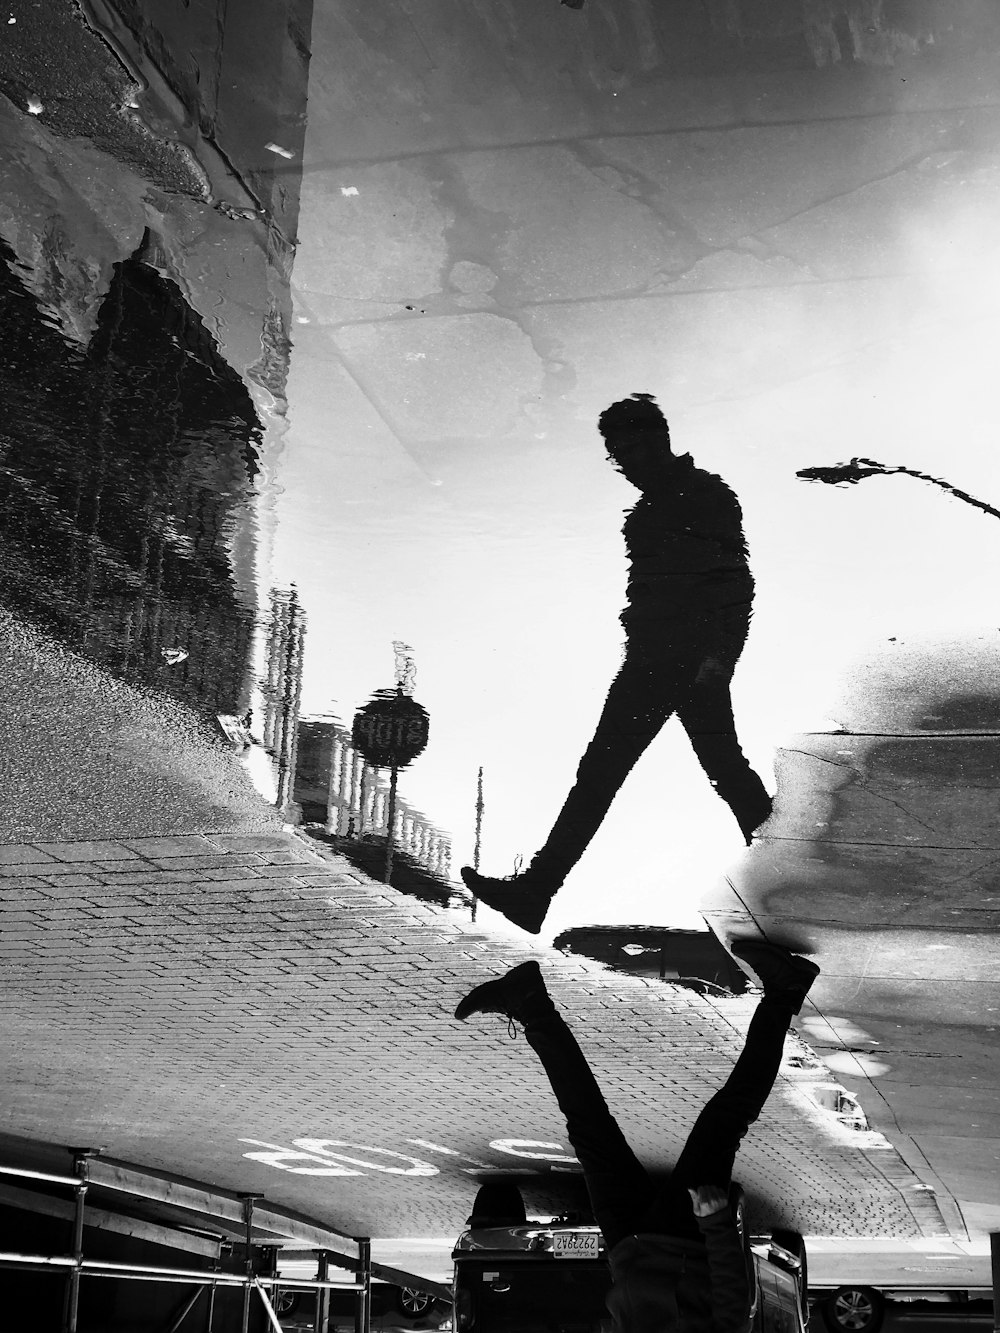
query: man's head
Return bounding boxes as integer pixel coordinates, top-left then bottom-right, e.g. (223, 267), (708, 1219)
(598, 393), (673, 490)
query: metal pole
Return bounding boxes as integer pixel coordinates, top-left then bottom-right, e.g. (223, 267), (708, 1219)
(239, 1195), (261, 1333)
(336, 734), (349, 834)
(362, 1240), (371, 1333)
(990, 1232), (1000, 1333)
(256, 1281), (283, 1333)
(357, 764), (368, 838)
(314, 1252), (331, 1333)
(0, 1164), (81, 1186)
(384, 766), (398, 884)
(0, 1253), (357, 1290)
(326, 735), (341, 835)
(474, 766), (484, 871)
(165, 1286), (204, 1333)
(347, 751), (361, 837)
(354, 1239), (371, 1333)
(65, 1149), (94, 1333)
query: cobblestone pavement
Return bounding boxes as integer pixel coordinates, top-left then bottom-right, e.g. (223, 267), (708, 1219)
(0, 830), (950, 1246)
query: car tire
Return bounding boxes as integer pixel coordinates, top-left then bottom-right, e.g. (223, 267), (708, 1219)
(273, 1289), (302, 1316)
(823, 1286), (884, 1333)
(395, 1285), (438, 1319)
(467, 1182), (527, 1228)
(769, 1229), (808, 1323)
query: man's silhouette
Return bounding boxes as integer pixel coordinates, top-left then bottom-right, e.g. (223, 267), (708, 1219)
(454, 939), (820, 1333)
(462, 393), (771, 932)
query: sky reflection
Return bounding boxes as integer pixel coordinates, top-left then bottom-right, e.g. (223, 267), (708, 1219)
(270, 13), (1000, 936)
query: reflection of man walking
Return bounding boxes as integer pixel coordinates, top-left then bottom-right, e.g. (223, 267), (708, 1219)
(454, 939), (819, 1333)
(462, 393), (772, 933)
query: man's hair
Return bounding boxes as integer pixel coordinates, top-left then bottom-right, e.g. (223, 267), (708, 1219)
(598, 392), (669, 445)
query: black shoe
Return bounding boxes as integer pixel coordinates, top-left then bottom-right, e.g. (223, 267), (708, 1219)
(454, 960), (548, 1022)
(460, 865), (558, 934)
(730, 938), (820, 1013)
(738, 793), (774, 845)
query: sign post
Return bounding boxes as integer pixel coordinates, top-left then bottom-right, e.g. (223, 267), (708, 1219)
(351, 688), (429, 884)
(384, 766), (399, 884)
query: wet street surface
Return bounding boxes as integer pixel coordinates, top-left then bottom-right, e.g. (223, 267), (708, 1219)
(2, 0), (1000, 1326)
(0, 829), (953, 1247)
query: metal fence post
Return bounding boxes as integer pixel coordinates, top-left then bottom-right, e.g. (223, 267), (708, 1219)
(313, 1251), (331, 1333)
(239, 1194), (262, 1333)
(64, 1148), (95, 1333)
(354, 1240), (371, 1333)
(991, 1232), (999, 1333)
(205, 1267), (218, 1333)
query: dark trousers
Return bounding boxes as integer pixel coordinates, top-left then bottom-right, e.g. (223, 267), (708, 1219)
(523, 993), (794, 1252)
(532, 615), (771, 878)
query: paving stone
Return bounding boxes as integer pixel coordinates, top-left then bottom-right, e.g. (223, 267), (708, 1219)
(204, 833), (307, 854)
(122, 835), (224, 858)
(0, 845), (57, 866)
(33, 840), (139, 862)
(146, 854), (266, 872)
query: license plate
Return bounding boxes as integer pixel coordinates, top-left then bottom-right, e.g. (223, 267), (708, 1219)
(552, 1232), (599, 1258)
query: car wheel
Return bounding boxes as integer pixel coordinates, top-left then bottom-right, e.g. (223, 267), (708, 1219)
(823, 1286), (884, 1333)
(273, 1289), (302, 1316)
(395, 1285), (437, 1318)
(467, 1181), (526, 1228)
(769, 1229), (808, 1323)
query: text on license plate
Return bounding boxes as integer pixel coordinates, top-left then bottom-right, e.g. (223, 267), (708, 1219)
(553, 1232), (599, 1258)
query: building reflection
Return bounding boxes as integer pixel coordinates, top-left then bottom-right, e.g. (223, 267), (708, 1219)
(0, 235), (261, 718)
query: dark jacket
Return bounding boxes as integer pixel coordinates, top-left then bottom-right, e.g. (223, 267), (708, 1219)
(620, 453), (754, 632)
(606, 1209), (752, 1333)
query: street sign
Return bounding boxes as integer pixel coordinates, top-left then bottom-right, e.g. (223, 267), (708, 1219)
(351, 689), (429, 770)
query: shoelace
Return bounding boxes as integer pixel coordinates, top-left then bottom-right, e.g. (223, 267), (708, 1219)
(507, 1015), (518, 1041)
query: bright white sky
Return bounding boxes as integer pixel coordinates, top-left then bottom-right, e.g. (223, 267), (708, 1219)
(270, 179), (1000, 943)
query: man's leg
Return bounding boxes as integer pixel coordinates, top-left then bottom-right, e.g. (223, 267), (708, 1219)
(460, 649), (672, 931)
(531, 649), (673, 880)
(675, 657), (772, 844)
(635, 944), (819, 1240)
(670, 992), (796, 1189)
(455, 962), (655, 1252)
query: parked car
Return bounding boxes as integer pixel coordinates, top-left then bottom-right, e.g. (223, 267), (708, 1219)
(275, 1280), (451, 1331)
(812, 1288), (994, 1333)
(452, 1182), (808, 1333)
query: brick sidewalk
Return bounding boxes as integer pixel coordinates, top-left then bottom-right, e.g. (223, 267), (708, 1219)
(0, 831), (948, 1241)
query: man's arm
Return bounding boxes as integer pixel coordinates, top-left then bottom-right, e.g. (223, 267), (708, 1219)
(688, 1187), (753, 1333)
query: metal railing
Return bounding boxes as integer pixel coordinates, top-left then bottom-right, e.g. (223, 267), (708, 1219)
(0, 1153), (371, 1333)
(321, 723), (451, 878)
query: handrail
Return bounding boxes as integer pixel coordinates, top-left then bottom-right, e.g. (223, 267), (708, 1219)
(0, 1163), (81, 1187)
(0, 1252), (361, 1289)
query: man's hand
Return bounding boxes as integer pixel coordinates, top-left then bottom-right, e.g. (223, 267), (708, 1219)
(687, 1185), (729, 1217)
